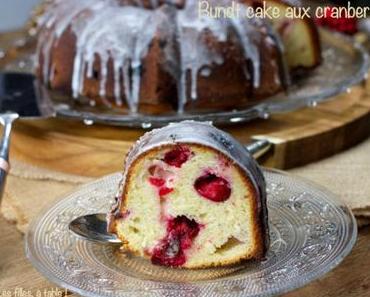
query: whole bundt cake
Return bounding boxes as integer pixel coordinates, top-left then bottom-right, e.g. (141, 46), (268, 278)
(108, 121), (268, 268)
(35, 0), (321, 113)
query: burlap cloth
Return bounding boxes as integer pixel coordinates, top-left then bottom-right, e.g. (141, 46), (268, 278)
(2, 139), (370, 233)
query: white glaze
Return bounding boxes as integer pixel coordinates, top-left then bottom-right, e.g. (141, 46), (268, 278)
(36, 0), (288, 112)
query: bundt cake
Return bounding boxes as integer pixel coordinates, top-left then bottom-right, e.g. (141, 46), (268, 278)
(35, 0), (321, 114)
(108, 121), (268, 268)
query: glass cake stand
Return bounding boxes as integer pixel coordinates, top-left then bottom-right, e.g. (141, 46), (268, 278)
(25, 169), (357, 297)
(4, 29), (369, 128)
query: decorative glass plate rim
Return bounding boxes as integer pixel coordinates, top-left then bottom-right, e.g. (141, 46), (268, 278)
(50, 30), (369, 128)
(25, 168), (358, 297)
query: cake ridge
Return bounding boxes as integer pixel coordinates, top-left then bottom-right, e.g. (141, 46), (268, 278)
(36, 0), (299, 113)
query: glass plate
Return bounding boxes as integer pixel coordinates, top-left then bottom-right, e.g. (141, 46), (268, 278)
(26, 169), (357, 297)
(4, 30), (370, 128)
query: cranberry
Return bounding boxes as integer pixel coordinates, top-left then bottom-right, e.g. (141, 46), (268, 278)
(163, 146), (191, 168)
(315, 7), (358, 35)
(159, 187), (174, 196)
(149, 177), (165, 187)
(194, 173), (231, 202)
(148, 171), (174, 197)
(151, 238), (185, 267)
(151, 216), (200, 267)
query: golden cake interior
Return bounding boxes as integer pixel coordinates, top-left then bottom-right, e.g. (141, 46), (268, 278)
(113, 144), (265, 268)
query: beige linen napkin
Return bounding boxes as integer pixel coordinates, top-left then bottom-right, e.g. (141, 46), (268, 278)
(290, 138), (370, 227)
(2, 139), (370, 233)
(1, 160), (93, 233)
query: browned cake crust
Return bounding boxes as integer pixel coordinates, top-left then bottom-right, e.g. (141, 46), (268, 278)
(37, 20), (283, 112)
(36, 0), (321, 114)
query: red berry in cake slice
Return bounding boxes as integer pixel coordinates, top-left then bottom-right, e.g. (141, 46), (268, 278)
(169, 216), (200, 250)
(151, 237), (185, 267)
(149, 177), (166, 187)
(159, 187), (174, 197)
(148, 165), (175, 197)
(110, 122), (269, 269)
(163, 146), (191, 168)
(148, 164), (175, 183)
(151, 216), (200, 267)
(194, 173), (231, 202)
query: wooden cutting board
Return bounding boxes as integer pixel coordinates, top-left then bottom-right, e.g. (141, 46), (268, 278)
(8, 78), (370, 177)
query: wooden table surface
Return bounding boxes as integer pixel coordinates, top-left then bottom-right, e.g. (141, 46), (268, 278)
(0, 214), (369, 296)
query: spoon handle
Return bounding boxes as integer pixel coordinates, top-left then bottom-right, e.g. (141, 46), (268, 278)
(0, 113), (19, 204)
(245, 139), (272, 160)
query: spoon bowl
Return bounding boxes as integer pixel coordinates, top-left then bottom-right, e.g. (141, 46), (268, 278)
(69, 213), (122, 245)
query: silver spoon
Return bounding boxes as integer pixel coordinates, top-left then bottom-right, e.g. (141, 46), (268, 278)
(69, 139), (272, 244)
(69, 213), (121, 244)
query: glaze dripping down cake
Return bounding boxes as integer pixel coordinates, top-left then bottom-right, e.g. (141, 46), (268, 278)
(108, 121), (268, 268)
(35, 0), (321, 114)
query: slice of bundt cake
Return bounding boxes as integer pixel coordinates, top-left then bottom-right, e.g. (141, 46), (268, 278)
(259, 0), (322, 69)
(108, 121), (268, 268)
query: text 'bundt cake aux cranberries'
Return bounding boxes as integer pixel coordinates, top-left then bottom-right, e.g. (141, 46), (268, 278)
(107, 121), (268, 268)
(35, 0), (321, 114)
